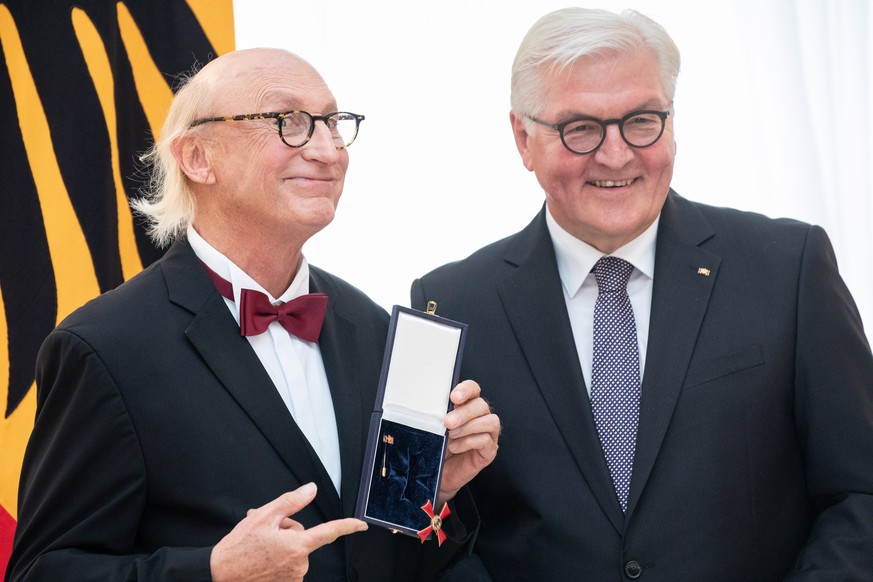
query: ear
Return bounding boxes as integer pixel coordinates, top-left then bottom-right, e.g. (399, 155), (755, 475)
(509, 111), (535, 172)
(171, 134), (216, 185)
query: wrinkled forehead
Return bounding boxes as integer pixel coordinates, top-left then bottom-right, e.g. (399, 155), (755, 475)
(197, 49), (337, 114)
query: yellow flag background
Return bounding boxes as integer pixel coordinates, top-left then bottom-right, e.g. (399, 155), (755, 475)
(0, 1), (234, 573)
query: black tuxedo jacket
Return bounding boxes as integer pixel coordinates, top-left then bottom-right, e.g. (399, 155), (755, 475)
(412, 192), (873, 581)
(9, 239), (474, 581)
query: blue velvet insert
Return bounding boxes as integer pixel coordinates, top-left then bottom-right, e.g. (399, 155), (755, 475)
(364, 419), (444, 531)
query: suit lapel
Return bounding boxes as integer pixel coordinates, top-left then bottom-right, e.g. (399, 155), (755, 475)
(161, 241), (342, 520)
(625, 193), (720, 516)
(497, 210), (626, 532)
(310, 269), (368, 518)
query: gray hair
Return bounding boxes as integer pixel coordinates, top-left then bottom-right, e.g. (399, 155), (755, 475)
(511, 7), (681, 118)
(132, 67), (211, 248)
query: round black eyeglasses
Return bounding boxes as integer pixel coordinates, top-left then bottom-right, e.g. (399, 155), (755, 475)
(527, 110), (670, 155)
(190, 110), (365, 149)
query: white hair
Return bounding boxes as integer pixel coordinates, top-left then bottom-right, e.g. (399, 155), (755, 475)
(131, 67), (211, 248)
(511, 8), (681, 118)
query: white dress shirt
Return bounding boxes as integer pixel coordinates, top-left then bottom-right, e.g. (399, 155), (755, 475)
(545, 209), (658, 396)
(187, 226), (342, 493)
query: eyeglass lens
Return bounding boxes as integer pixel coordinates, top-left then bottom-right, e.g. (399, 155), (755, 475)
(279, 112), (359, 147)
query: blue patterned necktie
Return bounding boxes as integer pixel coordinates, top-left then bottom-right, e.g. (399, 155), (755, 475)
(591, 256), (641, 512)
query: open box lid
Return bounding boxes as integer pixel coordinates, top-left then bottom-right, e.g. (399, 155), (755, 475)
(379, 306), (465, 432)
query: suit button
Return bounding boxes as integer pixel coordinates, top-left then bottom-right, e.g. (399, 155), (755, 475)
(624, 560), (643, 579)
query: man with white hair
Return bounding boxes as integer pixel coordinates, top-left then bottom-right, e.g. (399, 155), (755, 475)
(413, 7), (873, 580)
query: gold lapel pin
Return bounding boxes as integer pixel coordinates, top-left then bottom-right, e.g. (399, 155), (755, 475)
(697, 267), (711, 277)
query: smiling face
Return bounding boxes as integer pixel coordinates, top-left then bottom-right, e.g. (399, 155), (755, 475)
(511, 48), (675, 253)
(184, 48), (349, 252)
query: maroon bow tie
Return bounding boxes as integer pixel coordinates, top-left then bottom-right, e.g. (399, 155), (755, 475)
(201, 262), (328, 342)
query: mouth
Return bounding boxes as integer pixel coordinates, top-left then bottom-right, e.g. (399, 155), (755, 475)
(287, 176), (332, 182)
(589, 178), (635, 188)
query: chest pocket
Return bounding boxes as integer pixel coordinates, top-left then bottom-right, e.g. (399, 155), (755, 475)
(682, 344), (765, 390)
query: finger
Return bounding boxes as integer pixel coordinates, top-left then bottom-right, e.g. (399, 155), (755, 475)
(445, 414), (500, 461)
(445, 396), (492, 430)
(301, 518), (368, 552)
(447, 412), (501, 441)
(449, 380), (481, 406)
(446, 430), (500, 457)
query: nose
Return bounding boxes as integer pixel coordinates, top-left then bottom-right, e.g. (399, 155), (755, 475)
(593, 123), (633, 167)
(301, 120), (341, 163)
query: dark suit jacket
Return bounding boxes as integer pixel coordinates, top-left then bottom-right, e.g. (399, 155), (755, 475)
(412, 192), (873, 581)
(8, 239), (475, 581)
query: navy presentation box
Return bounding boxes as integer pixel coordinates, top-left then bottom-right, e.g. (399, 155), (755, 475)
(355, 304), (467, 538)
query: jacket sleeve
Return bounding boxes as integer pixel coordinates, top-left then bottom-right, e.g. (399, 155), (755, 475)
(6, 330), (214, 582)
(787, 225), (873, 579)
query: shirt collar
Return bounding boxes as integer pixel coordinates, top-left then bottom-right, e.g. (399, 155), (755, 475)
(545, 206), (659, 298)
(186, 225), (309, 304)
